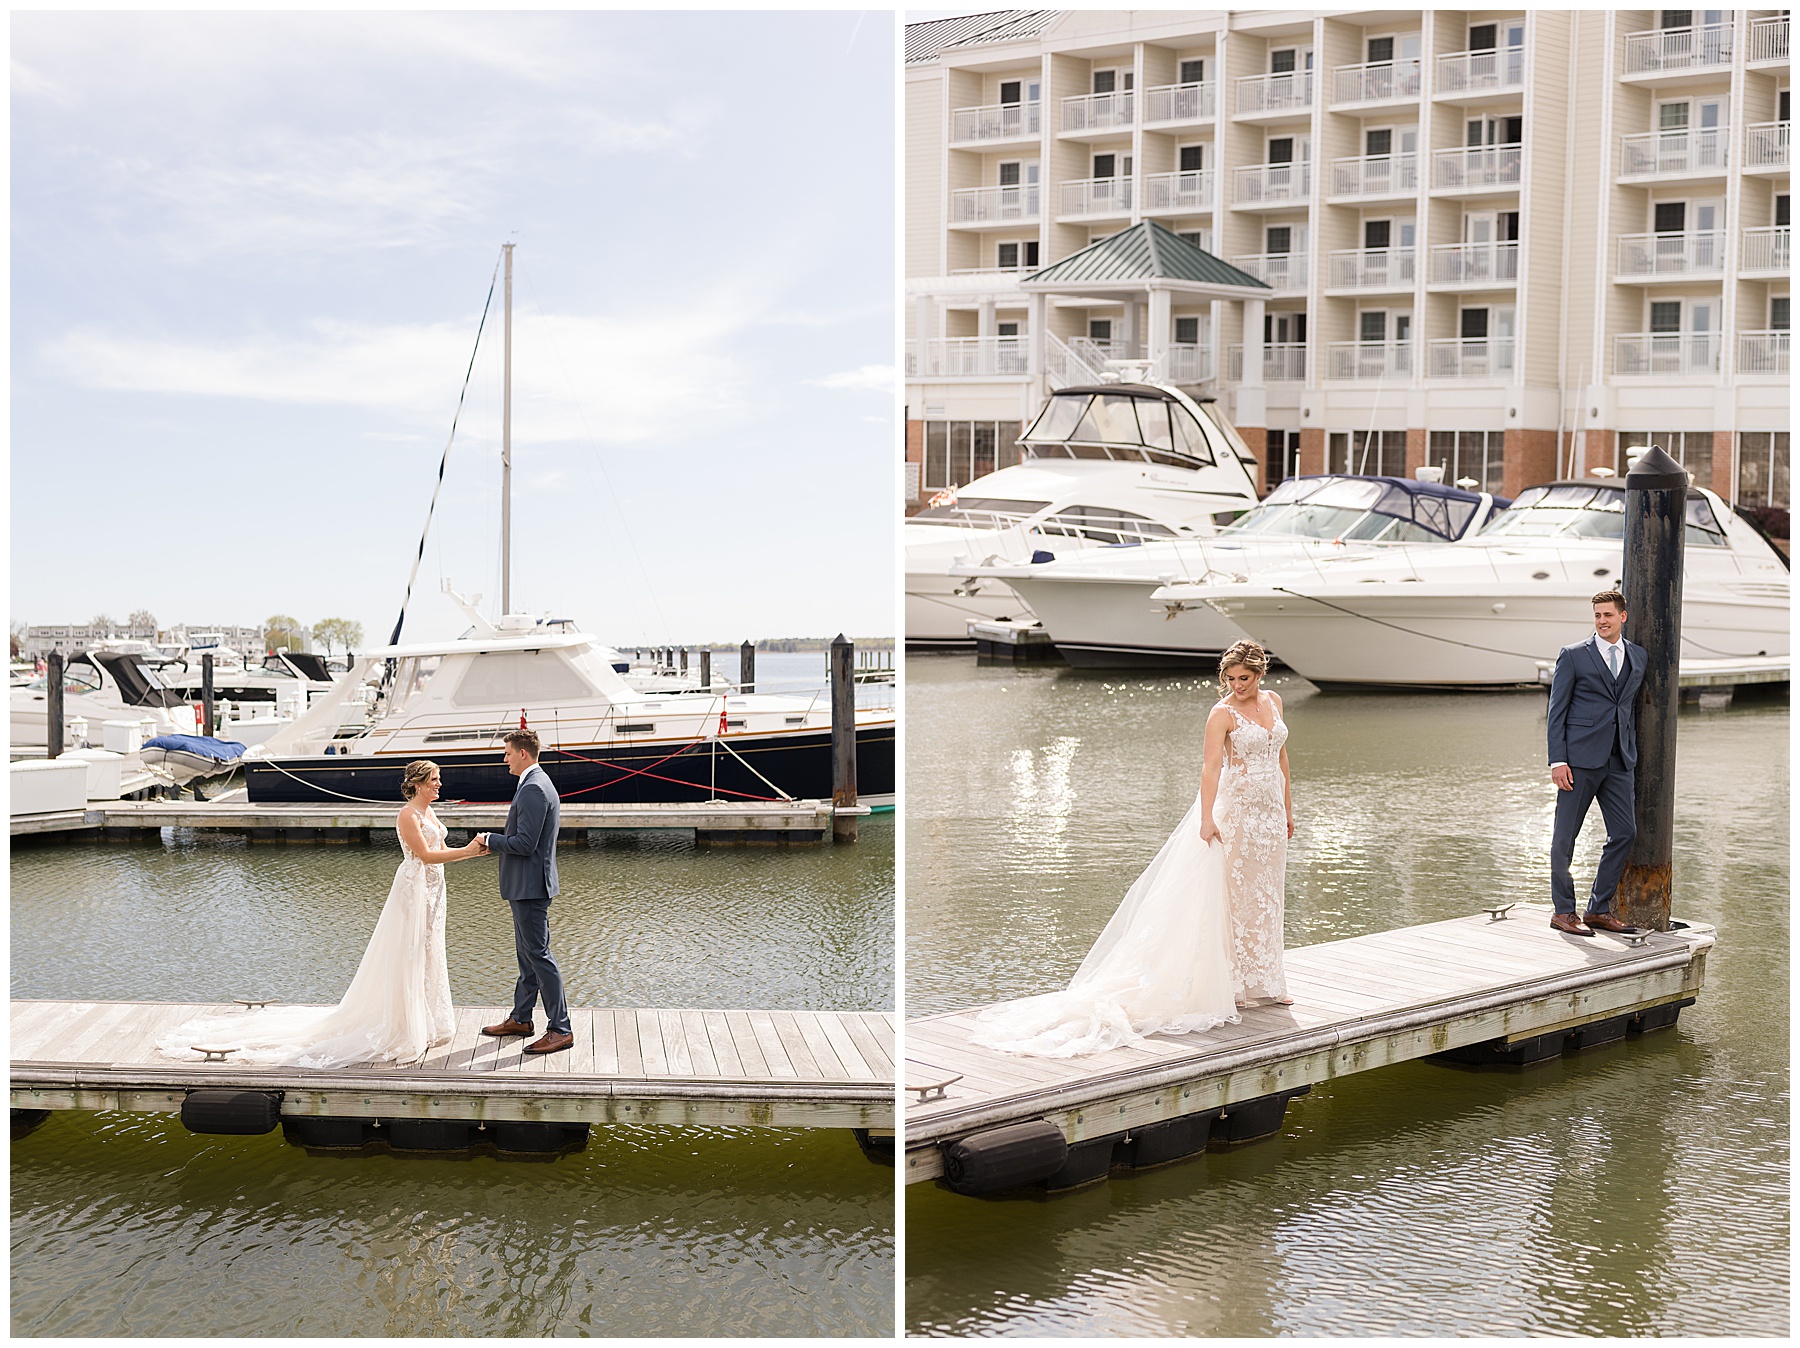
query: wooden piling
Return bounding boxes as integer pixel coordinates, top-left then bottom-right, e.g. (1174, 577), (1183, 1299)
(46, 652), (64, 759)
(739, 641), (755, 693)
(201, 654), (216, 738)
(1617, 444), (1688, 932)
(699, 649), (712, 688)
(679, 647), (689, 675)
(830, 634), (858, 844)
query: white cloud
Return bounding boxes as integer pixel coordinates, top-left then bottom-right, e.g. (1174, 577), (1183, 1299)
(40, 307), (760, 445)
(814, 364), (894, 393)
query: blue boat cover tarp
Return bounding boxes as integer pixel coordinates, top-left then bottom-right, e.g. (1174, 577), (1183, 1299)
(143, 734), (249, 760)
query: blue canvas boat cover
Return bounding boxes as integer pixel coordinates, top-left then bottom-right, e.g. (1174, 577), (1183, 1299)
(142, 734), (249, 759)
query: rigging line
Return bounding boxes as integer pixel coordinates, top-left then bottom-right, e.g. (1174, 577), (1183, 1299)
(512, 260), (675, 646)
(387, 252), (503, 649)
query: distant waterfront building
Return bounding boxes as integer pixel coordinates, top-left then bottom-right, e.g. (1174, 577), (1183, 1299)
(905, 8), (1789, 529)
(22, 622), (287, 661)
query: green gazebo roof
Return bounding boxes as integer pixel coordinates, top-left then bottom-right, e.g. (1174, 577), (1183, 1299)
(1023, 221), (1271, 292)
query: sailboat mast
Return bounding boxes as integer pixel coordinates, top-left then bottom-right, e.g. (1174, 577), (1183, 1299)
(501, 241), (514, 615)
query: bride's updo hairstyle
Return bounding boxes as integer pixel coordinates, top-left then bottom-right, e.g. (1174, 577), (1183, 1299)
(1217, 639), (1270, 694)
(400, 760), (440, 800)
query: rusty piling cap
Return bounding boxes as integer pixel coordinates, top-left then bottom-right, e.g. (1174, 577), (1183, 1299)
(1625, 444), (1689, 492)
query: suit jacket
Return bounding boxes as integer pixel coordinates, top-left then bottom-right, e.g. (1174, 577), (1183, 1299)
(1547, 635), (1645, 771)
(486, 763), (560, 901)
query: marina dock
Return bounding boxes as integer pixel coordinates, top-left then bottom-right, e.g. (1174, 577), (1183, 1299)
(11, 796), (857, 844)
(905, 905), (1713, 1193)
(12, 998), (895, 1140)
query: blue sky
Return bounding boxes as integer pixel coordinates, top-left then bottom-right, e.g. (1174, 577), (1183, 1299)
(12, 11), (895, 648)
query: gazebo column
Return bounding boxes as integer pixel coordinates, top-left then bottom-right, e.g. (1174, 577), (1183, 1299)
(1121, 298), (1140, 359)
(1210, 300), (1225, 381)
(1237, 296), (1268, 485)
(1147, 286), (1173, 374)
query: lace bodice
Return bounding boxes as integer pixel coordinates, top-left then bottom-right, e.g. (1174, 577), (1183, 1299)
(1221, 700), (1289, 779)
(400, 811), (448, 862)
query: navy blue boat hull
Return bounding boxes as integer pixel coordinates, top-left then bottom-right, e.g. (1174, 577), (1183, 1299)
(245, 724), (896, 805)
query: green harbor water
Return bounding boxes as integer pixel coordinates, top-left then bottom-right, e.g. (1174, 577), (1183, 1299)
(906, 656), (1787, 1337)
(11, 815), (894, 1337)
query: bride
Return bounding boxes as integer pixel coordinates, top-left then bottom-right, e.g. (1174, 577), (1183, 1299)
(157, 760), (486, 1068)
(972, 640), (1295, 1058)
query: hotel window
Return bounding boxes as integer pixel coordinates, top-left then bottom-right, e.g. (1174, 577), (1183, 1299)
(995, 240), (1038, 270)
(922, 420), (1024, 491)
(1179, 58), (1206, 84)
(1773, 296), (1790, 330)
(1174, 316), (1201, 344)
(1737, 431), (1790, 509)
(1176, 229), (1213, 252)
(1428, 430), (1507, 496)
(1092, 67), (1133, 94)
(1329, 429), (1407, 476)
(1179, 143), (1206, 172)
(1267, 430), (1301, 488)
(1619, 430), (1714, 484)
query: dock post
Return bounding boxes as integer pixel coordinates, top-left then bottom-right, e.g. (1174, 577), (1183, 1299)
(699, 648), (712, 688)
(201, 654), (215, 738)
(739, 641), (755, 693)
(45, 652), (64, 759)
(1617, 444), (1688, 932)
(829, 634), (857, 843)
(679, 647), (689, 675)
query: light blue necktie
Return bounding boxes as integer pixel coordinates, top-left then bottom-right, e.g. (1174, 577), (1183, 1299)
(1606, 642), (1620, 678)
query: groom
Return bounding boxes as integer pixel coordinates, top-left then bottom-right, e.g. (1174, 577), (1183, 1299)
(1546, 588), (1643, 937)
(478, 728), (574, 1054)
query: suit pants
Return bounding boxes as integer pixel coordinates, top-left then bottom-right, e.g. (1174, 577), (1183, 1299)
(508, 898), (571, 1035)
(1550, 749), (1636, 916)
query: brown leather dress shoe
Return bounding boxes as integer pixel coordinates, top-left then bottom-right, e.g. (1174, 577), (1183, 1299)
(1550, 912), (1595, 936)
(1583, 911), (1637, 933)
(524, 1031), (574, 1055)
(481, 1018), (535, 1037)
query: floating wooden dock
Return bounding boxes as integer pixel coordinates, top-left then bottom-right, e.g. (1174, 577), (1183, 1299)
(905, 905), (1713, 1192)
(967, 618), (1062, 664)
(11, 999), (894, 1135)
(11, 797), (857, 844)
(1537, 654), (1788, 705)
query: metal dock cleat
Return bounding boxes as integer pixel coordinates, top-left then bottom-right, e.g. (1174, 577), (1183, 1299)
(192, 1045), (239, 1063)
(1483, 903), (1515, 922)
(234, 997), (279, 1010)
(907, 1070), (962, 1103)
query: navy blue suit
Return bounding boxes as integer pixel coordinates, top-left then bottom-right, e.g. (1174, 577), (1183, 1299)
(1546, 635), (1645, 916)
(483, 763), (570, 1035)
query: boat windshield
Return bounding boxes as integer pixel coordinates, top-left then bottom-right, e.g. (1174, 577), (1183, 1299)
(1038, 506), (1182, 546)
(912, 496), (1049, 527)
(1478, 485), (1728, 547)
(1020, 391), (1217, 469)
(1222, 477), (1472, 543)
(25, 658), (102, 694)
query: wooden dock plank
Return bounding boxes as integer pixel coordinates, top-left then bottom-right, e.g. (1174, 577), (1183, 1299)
(813, 1011), (876, 1081)
(773, 1011), (834, 1081)
(657, 1010), (695, 1077)
(745, 1011), (800, 1079)
(700, 1010), (744, 1078)
(727, 1011), (774, 1078)
(590, 1009), (621, 1076)
(636, 1010), (670, 1077)
(679, 1010), (721, 1078)
(841, 1013), (893, 1077)
(566, 1008), (596, 1077)
(11, 1000), (83, 1059)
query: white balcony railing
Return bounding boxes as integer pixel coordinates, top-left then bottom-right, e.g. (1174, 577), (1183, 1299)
(1329, 247), (1417, 289)
(1430, 241), (1521, 285)
(1234, 160), (1312, 204)
(1748, 14), (1789, 64)
(1741, 226), (1791, 274)
(1235, 70), (1315, 116)
(1331, 152), (1419, 197)
(1435, 46), (1525, 96)
(1620, 127), (1730, 177)
(1228, 343), (1308, 381)
(1739, 330), (1790, 375)
(1231, 252), (1309, 290)
(1623, 23), (1733, 74)
(1142, 169), (1216, 213)
(949, 100), (1042, 144)
(1327, 341), (1413, 379)
(914, 337), (1030, 378)
(1142, 80), (1216, 123)
(1745, 121), (1790, 170)
(948, 183), (1040, 225)
(1332, 59), (1423, 106)
(1164, 343), (1215, 383)
(1613, 331), (1722, 375)
(1046, 334), (1103, 389)
(1428, 337), (1517, 378)
(1061, 90), (1134, 133)
(1059, 176), (1133, 216)
(1432, 144), (1523, 190)
(1615, 231), (1726, 278)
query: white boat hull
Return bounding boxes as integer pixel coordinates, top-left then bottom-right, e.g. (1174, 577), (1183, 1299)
(1003, 571), (1251, 667)
(905, 568), (1031, 645)
(1217, 581), (1789, 687)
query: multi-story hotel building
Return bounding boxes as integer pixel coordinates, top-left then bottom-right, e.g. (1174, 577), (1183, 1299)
(905, 8), (1789, 530)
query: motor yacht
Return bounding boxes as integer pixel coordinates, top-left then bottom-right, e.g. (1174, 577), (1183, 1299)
(905, 380), (1263, 647)
(953, 473), (1505, 668)
(242, 602), (895, 806)
(1165, 479), (1788, 688)
(11, 649), (200, 750)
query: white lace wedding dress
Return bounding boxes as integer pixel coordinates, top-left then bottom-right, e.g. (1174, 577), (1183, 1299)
(157, 813), (458, 1068)
(972, 699), (1291, 1057)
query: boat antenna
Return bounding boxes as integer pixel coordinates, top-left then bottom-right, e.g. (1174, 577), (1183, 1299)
(501, 240), (513, 617)
(386, 250), (503, 649)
